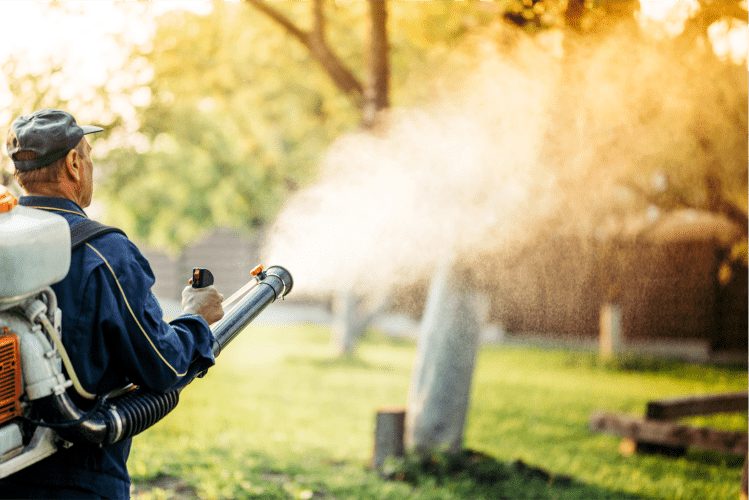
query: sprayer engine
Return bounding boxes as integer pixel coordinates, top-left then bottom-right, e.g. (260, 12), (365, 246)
(0, 192), (292, 479)
(0, 290), (68, 478)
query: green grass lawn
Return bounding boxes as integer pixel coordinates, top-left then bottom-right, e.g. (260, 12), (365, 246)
(130, 322), (747, 500)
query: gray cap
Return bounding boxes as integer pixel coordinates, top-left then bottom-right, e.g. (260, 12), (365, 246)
(6, 108), (103, 172)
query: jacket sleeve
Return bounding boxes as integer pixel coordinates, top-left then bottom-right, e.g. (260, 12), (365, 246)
(80, 235), (216, 393)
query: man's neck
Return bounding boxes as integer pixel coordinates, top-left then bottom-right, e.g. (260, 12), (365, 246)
(25, 181), (82, 206)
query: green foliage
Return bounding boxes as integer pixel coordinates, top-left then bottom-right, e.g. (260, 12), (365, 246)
(96, 1), (510, 250)
(0, 55), (124, 191)
(98, 2), (366, 250)
(130, 323), (746, 500)
(3, 1), (744, 251)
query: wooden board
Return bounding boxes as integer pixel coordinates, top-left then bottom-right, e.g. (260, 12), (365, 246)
(589, 411), (748, 455)
(646, 391), (748, 420)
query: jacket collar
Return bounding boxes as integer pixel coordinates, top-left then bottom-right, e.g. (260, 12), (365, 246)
(18, 195), (88, 218)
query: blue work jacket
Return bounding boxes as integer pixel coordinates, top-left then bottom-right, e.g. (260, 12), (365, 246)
(3, 196), (216, 499)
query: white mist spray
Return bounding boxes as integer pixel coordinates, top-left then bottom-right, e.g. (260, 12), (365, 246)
(262, 22), (747, 308)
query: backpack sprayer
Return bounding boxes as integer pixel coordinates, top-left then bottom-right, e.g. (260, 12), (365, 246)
(0, 188), (292, 478)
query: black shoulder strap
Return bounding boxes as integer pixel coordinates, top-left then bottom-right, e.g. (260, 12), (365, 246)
(70, 219), (127, 251)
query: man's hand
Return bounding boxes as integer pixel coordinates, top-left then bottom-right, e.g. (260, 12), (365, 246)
(182, 285), (224, 324)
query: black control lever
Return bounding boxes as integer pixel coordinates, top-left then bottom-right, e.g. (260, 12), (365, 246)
(192, 268), (214, 288)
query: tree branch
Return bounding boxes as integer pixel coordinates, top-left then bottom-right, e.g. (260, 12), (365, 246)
(245, 0), (363, 100)
(623, 177), (748, 238)
(312, 0), (325, 40)
(248, 0), (308, 43)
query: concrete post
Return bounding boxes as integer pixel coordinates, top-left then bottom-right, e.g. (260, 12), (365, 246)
(600, 303), (623, 358)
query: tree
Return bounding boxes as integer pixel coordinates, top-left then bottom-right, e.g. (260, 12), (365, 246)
(0, 55), (123, 191)
(501, 0), (747, 236)
(246, 0), (389, 128)
(96, 2), (365, 251)
(246, 0), (391, 353)
(673, 1), (748, 233)
(246, 1), (466, 357)
(406, 260), (485, 454)
(97, 1), (503, 250)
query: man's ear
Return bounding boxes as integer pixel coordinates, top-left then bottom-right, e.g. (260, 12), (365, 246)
(64, 149), (80, 182)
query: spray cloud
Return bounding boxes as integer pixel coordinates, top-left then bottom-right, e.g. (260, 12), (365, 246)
(262, 22), (747, 304)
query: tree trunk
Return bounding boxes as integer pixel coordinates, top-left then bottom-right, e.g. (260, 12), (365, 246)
(248, 0), (392, 126)
(705, 172), (749, 236)
(564, 0), (586, 33)
(406, 260), (484, 454)
(332, 289), (362, 356)
(362, 0), (389, 128)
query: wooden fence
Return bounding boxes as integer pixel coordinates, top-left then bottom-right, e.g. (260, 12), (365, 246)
(140, 228), (261, 302)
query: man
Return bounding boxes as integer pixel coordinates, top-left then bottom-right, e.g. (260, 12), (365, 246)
(0, 109), (224, 499)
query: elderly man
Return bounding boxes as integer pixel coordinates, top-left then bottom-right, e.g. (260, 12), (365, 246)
(0, 109), (224, 499)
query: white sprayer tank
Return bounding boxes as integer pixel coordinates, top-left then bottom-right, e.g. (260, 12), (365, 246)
(0, 186), (70, 303)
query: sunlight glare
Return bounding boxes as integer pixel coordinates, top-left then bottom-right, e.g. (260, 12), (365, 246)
(638, 0), (748, 66)
(637, 0), (700, 38)
(0, 1), (213, 123)
(708, 18), (749, 65)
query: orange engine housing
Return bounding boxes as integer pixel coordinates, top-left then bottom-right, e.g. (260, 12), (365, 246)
(0, 328), (22, 426)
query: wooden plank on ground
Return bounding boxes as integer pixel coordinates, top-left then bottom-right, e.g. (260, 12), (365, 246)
(646, 391), (748, 420)
(589, 411), (748, 455)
